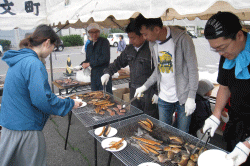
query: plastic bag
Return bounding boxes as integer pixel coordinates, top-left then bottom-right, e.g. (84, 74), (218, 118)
(83, 67), (91, 76)
(76, 70), (91, 82)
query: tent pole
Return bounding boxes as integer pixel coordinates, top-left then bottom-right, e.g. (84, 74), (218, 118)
(49, 23), (70, 94)
(49, 53), (55, 93)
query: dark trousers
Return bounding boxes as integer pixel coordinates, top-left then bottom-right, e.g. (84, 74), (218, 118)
(91, 77), (112, 94)
(130, 87), (158, 119)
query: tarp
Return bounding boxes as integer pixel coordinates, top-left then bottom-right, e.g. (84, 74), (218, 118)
(0, 0), (250, 30)
(50, 0), (250, 29)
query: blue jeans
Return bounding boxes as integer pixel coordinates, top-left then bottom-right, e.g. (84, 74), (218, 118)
(158, 97), (191, 133)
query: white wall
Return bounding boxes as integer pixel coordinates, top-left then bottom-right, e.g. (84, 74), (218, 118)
(163, 18), (207, 34)
(60, 28), (86, 37)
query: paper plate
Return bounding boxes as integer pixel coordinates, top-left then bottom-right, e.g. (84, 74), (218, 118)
(101, 137), (127, 152)
(74, 99), (87, 108)
(198, 149), (234, 166)
(94, 126), (117, 138)
(138, 162), (161, 166)
(79, 101), (87, 108)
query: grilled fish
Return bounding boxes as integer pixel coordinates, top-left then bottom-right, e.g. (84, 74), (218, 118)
(178, 154), (189, 166)
(103, 124), (111, 137)
(132, 137), (161, 145)
(158, 152), (170, 163)
(98, 126), (106, 136)
(138, 142), (149, 154)
(187, 159), (196, 166)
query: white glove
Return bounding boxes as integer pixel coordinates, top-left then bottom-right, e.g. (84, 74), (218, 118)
(185, 98), (196, 116)
(203, 115), (220, 137)
(101, 74), (110, 85)
(134, 85), (147, 98)
(73, 65), (83, 70)
(226, 142), (250, 166)
(152, 94), (158, 104)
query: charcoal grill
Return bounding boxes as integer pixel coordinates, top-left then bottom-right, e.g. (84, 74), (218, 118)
(54, 75), (130, 95)
(88, 114), (228, 166)
(64, 91), (143, 166)
(71, 91), (143, 127)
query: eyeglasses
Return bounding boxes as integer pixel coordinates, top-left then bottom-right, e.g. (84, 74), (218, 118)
(210, 40), (234, 53)
(88, 31), (100, 34)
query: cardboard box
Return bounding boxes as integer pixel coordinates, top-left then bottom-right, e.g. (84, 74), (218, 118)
(113, 88), (130, 102)
(123, 93), (130, 102)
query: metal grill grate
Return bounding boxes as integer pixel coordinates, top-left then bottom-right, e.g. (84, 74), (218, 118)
(89, 114), (227, 166)
(71, 91), (143, 127)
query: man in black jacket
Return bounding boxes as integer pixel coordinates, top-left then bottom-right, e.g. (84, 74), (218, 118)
(101, 20), (158, 118)
(81, 23), (112, 94)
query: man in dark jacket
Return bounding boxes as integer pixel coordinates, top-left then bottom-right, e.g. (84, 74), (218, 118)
(101, 20), (158, 118)
(81, 23), (112, 94)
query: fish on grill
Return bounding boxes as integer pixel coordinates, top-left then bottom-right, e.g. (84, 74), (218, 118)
(158, 152), (170, 163)
(138, 119), (154, 132)
(106, 109), (115, 116)
(132, 137), (161, 146)
(78, 91), (128, 116)
(129, 124), (207, 165)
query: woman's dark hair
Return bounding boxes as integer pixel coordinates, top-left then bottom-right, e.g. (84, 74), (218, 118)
(19, 24), (60, 48)
(119, 35), (124, 39)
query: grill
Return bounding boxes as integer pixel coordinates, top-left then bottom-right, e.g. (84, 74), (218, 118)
(71, 91), (143, 127)
(75, 77), (130, 92)
(88, 114), (227, 166)
(55, 76), (130, 95)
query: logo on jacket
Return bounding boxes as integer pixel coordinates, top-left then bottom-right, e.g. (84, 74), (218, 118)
(158, 51), (173, 73)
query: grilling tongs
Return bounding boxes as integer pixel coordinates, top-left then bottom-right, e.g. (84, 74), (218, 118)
(103, 84), (106, 98)
(122, 94), (144, 108)
(190, 127), (211, 157)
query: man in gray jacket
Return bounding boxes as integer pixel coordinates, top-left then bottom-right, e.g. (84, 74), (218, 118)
(134, 14), (199, 133)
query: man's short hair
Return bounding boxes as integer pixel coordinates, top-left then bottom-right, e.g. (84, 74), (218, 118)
(119, 35), (124, 39)
(204, 12), (242, 40)
(135, 14), (163, 31)
(125, 20), (142, 36)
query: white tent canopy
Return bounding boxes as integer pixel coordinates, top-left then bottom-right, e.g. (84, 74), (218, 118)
(0, 0), (250, 30)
